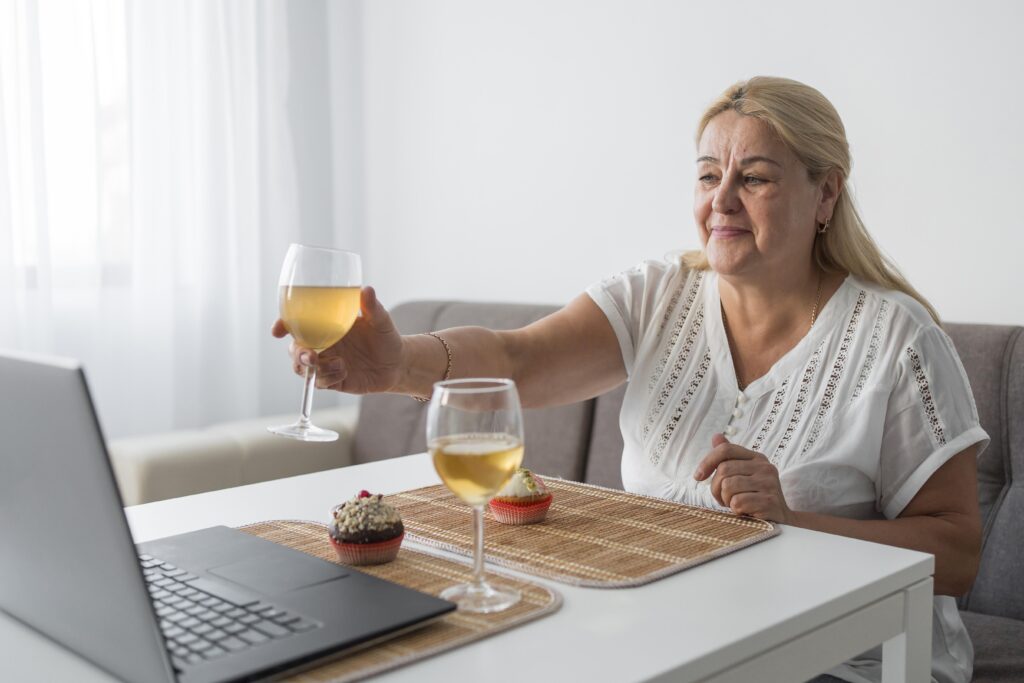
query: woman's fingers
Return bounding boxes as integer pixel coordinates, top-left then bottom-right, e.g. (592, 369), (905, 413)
(317, 358), (348, 386)
(694, 437), (756, 481)
(716, 472), (757, 507)
(361, 286), (386, 324)
(697, 433), (784, 510)
(360, 286), (400, 338)
(271, 319), (289, 338)
(360, 286), (378, 319)
(692, 434), (791, 522)
(728, 493), (773, 518)
(710, 462), (764, 505)
(711, 463), (790, 521)
(290, 346), (319, 377)
(287, 338), (317, 366)
(318, 355), (345, 372)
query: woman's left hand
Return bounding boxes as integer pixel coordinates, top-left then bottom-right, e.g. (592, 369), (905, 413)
(693, 434), (794, 523)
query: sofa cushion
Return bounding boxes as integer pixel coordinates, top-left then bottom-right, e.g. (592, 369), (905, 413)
(108, 430), (243, 506)
(208, 408), (357, 489)
(584, 383), (626, 489)
(945, 324), (1024, 620)
(350, 392), (426, 464)
(959, 610), (1024, 683)
(108, 405), (360, 505)
(352, 301), (596, 481)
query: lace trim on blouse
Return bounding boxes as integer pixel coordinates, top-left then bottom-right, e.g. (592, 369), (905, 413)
(770, 340), (826, 466)
(851, 300), (890, 400)
(657, 272), (686, 334)
(643, 303), (705, 442)
(648, 271), (704, 392)
(751, 378), (790, 453)
(906, 346), (947, 446)
(801, 291), (867, 455)
(650, 348), (712, 465)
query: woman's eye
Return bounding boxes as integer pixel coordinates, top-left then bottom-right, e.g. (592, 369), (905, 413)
(744, 176), (765, 185)
(699, 174), (717, 183)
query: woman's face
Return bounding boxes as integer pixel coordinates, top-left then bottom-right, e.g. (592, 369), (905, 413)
(694, 110), (833, 279)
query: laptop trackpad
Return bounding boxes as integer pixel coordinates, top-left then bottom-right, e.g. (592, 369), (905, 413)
(207, 552), (349, 594)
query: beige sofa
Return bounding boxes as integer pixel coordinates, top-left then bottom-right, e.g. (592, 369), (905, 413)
(109, 405), (359, 506)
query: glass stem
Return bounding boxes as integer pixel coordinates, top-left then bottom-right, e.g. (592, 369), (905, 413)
(472, 504), (486, 589)
(299, 364), (317, 427)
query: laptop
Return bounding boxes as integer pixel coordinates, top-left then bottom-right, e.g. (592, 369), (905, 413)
(0, 350), (456, 683)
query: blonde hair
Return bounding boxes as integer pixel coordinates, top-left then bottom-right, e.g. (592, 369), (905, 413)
(683, 76), (939, 322)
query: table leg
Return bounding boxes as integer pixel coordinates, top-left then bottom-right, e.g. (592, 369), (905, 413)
(881, 577), (933, 683)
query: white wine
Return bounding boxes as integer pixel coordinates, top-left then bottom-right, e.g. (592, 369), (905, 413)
(430, 434), (525, 506)
(280, 285), (360, 351)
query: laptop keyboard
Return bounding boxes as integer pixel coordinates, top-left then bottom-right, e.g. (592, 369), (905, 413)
(139, 554), (321, 671)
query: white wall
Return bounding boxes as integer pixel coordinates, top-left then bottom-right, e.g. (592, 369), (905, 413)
(355, 0), (1024, 324)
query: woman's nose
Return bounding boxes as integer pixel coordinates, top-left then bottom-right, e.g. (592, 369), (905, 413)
(711, 177), (741, 215)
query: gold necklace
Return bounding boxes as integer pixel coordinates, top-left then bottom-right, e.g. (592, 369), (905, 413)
(727, 271), (824, 390)
(809, 271), (824, 327)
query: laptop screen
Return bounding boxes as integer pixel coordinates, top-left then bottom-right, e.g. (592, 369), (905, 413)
(0, 351), (175, 683)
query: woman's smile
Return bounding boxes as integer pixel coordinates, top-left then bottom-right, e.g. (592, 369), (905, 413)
(710, 226), (750, 239)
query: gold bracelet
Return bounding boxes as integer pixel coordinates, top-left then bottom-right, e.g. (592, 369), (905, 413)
(413, 332), (452, 402)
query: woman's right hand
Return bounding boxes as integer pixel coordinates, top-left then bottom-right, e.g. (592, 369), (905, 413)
(271, 286), (405, 395)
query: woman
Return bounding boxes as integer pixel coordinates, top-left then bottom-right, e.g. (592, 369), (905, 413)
(273, 77), (986, 683)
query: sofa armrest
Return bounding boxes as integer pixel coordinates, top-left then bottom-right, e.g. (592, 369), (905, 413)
(108, 404), (360, 506)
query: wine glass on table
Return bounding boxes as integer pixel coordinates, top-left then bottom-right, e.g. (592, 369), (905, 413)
(427, 378), (524, 613)
(268, 244), (361, 442)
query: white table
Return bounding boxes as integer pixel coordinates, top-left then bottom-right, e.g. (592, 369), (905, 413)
(0, 453), (934, 683)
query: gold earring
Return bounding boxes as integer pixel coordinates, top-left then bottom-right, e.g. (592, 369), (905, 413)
(817, 218), (830, 235)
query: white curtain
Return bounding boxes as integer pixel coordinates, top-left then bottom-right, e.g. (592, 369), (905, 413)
(0, 0), (334, 438)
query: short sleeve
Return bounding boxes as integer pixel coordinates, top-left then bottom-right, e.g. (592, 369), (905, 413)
(878, 325), (989, 518)
(585, 260), (677, 377)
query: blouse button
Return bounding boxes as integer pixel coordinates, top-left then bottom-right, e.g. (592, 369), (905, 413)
(736, 393), (747, 405)
(724, 426), (737, 437)
(732, 409), (743, 420)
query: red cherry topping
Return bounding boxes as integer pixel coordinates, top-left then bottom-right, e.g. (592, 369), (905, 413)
(358, 490), (371, 498)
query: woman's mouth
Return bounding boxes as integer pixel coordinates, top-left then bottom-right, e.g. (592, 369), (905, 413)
(710, 226), (749, 239)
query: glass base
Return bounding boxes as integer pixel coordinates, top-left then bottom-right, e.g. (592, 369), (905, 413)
(440, 581), (520, 614)
(267, 422), (339, 442)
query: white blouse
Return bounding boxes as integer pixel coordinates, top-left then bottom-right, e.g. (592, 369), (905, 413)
(586, 259), (989, 683)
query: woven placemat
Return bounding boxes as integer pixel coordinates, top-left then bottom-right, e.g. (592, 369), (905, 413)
(238, 520), (561, 682)
(391, 479), (779, 588)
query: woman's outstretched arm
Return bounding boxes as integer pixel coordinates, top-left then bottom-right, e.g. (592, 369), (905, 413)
(273, 288), (627, 409)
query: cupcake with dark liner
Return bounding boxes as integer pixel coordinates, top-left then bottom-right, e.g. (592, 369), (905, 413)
(489, 467), (553, 525)
(328, 490), (404, 565)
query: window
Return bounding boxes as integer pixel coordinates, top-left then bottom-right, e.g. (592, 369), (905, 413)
(1, 0), (130, 288)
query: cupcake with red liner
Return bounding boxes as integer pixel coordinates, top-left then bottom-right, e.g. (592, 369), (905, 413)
(328, 490), (404, 565)
(489, 467), (552, 525)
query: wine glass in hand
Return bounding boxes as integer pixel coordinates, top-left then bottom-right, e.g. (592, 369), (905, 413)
(268, 244), (361, 442)
(428, 378), (524, 612)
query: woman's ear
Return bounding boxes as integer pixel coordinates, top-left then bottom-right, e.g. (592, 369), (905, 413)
(817, 169), (843, 223)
